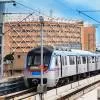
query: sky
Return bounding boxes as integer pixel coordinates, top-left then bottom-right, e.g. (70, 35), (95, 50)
(6, 0), (100, 45)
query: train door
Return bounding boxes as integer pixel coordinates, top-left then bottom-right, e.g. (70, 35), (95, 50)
(82, 56), (87, 73)
(88, 56), (95, 71)
(77, 56), (87, 74)
(67, 56), (76, 76)
(77, 56), (81, 74)
(55, 55), (61, 78)
(97, 56), (100, 70)
(61, 56), (67, 77)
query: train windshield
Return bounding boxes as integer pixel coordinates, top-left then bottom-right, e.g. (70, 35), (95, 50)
(27, 54), (51, 67)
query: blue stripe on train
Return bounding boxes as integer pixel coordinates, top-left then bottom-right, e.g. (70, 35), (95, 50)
(32, 72), (41, 75)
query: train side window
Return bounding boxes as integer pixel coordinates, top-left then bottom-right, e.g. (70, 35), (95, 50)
(65, 56), (67, 65)
(69, 56), (75, 65)
(92, 56), (95, 63)
(96, 57), (98, 62)
(43, 55), (51, 66)
(77, 56), (81, 64)
(61, 56), (64, 66)
(82, 56), (86, 64)
(88, 56), (92, 63)
(55, 56), (58, 66)
(98, 57), (100, 62)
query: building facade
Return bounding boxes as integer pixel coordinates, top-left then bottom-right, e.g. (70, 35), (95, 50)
(81, 24), (96, 52)
(4, 21), (82, 54)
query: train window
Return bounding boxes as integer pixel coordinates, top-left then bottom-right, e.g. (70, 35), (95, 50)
(98, 57), (100, 62)
(82, 56), (86, 64)
(55, 56), (58, 66)
(92, 56), (95, 63)
(34, 55), (41, 65)
(69, 56), (75, 65)
(88, 57), (90, 63)
(77, 56), (81, 64)
(27, 56), (34, 66)
(96, 57), (98, 62)
(88, 56), (92, 63)
(43, 55), (51, 66)
(61, 56), (64, 66)
(27, 54), (51, 66)
(65, 56), (67, 65)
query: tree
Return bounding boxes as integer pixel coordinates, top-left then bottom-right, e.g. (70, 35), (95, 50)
(4, 53), (14, 62)
(4, 53), (14, 76)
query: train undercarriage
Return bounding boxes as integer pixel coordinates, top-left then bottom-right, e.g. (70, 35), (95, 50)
(24, 70), (100, 88)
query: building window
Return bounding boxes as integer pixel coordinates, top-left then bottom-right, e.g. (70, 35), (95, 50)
(17, 55), (21, 59)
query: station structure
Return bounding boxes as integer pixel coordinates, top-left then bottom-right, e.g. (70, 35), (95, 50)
(3, 14), (96, 71)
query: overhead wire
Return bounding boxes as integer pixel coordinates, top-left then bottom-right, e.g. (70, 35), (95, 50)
(77, 10), (100, 24)
(14, 1), (56, 20)
(77, 10), (100, 12)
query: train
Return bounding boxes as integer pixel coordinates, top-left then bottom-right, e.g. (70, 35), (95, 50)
(24, 46), (100, 87)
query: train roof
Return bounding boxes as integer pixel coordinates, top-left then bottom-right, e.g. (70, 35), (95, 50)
(27, 46), (97, 56)
(53, 49), (96, 56)
(27, 46), (53, 55)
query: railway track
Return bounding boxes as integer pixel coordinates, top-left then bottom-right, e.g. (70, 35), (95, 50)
(0, 76), (37, 100)
(0, 87), (37, 100)
(0, 77), (27, 96)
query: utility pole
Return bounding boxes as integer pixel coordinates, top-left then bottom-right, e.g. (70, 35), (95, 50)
(40, 15), (44, 89)
(0, 0), (16, 78)
(50, 9), (53, 21)
(37, 15), (47, 100)
(38, 16), (44, 100)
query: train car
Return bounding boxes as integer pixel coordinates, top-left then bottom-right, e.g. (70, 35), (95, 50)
(24, 46), (100, 87)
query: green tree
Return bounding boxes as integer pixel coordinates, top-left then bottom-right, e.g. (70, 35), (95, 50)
(4, 53), (14, 62)
(4, 53), (14, 76)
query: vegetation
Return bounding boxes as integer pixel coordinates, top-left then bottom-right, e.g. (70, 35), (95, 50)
(4, 53), (14, 62)
(4, 53), (14, 76)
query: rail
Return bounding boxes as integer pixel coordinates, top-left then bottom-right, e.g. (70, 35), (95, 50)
(0, 76), (27, 96)
(0, 87), (37, 100)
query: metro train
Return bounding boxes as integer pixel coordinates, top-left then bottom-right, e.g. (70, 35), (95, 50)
(24, 46), (100, 87)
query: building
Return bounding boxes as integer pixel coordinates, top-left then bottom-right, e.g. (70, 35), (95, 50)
(3, 14), (96, 71)
(81, 23), (96, 52)
(4, 21), (82, 54)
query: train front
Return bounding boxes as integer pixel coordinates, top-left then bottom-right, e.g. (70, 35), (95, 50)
(24, 46), (52, 85)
